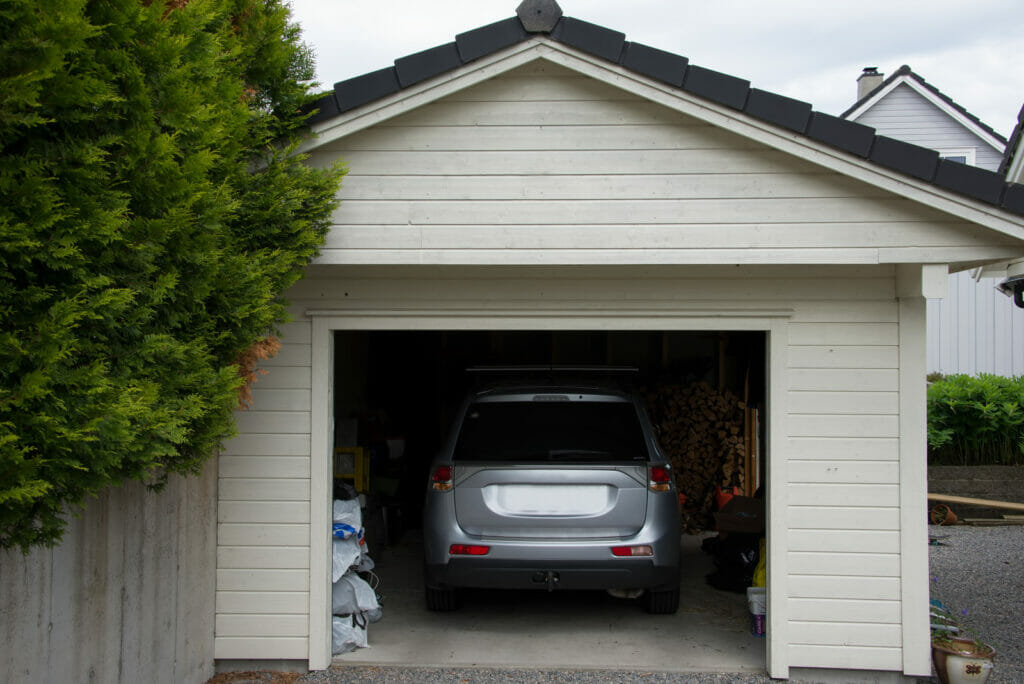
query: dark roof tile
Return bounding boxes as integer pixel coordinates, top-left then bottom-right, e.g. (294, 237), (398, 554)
(806, 112), (875, 157)
(305, 92), (340, 125)
(934, 160), (1006, 205)
(516, 0), (562, 33)
(334, 67), (401, 113)
(683, 65), (749, 111)
(395, 42), (463, 88)
(618, 42), (687, 87)
(550, 16), (625, 63)
(744, 88), (812, 133)
(1001, 184), (1024, 215)
(869, 136), (939, 182)
(456, 17), (528, 63)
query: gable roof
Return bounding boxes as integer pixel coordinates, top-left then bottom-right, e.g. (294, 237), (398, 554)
(303, 6), (1024, 220)
(840, 65), (1007, 152)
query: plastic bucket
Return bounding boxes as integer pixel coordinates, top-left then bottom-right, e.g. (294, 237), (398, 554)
(747, 587), (767, 636)
(747, 586), (766, 614)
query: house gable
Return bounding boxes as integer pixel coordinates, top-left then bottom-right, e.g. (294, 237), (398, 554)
(842, 67), (1006, 156)
(306, 57), (1024, 270)
(302, 16), (1024, 229)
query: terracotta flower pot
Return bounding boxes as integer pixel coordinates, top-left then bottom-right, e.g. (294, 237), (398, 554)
(932, 638), (995, 684)
(930, 503), (958, 525)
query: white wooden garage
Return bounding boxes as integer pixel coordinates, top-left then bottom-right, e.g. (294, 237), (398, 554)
(213, 4), (1024, 679)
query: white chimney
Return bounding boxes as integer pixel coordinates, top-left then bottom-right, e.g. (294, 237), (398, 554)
(857, 67), (883, 100)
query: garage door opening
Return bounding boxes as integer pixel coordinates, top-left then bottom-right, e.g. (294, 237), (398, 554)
(328, 330), (768, 673)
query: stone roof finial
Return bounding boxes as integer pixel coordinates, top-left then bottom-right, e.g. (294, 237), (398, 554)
(517, 0), (562, 33)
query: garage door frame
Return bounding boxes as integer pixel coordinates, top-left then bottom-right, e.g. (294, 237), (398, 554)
(307, 306), (792, 675)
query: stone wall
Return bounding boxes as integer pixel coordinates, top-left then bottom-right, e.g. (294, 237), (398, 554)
(1, 459), (217, 684)
(928, 465), (1024, 520)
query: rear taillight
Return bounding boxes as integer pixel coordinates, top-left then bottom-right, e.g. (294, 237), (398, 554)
(449, 544), (490, 556)
(431, 465), (453, 491)
(611, 545), (653, 557)
(649, 465), (672, 492)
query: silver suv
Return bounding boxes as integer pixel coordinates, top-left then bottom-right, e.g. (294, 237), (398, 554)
(423, 374), (681, 613)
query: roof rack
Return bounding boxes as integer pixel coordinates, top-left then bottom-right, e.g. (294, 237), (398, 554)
(466, 366), (640, 392)
(467, 365), (638, 373)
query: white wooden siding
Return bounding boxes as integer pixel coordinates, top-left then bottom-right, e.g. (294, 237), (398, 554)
(849, 82), (1024, 376)
(307, 62), (1012, 267)
(785, 284), (903, 669)
(928, 271), (1024, 376)
(215, 320), (312, 660)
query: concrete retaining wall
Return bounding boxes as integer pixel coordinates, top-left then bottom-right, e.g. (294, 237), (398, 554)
(928, 465), (1024, 519)
(1, 459), (217, 684)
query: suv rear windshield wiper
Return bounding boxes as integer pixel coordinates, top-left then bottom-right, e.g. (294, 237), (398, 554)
(547, 450), (645, 461)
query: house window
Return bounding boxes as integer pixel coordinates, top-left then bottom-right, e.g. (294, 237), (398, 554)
(938, 148), (976, 166)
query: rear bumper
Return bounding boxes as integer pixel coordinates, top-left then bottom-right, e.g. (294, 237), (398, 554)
(425, 555), (680, 591)
(423, 492), (681, 591)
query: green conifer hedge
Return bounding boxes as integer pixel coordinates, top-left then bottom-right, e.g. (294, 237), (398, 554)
(0, 0), (344, 550)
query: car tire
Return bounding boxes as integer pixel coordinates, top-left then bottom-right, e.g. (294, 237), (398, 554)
(425, 585), (458, 611)
(644, 587), (680, 614)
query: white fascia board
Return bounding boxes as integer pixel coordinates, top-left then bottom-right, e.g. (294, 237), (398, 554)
(303, 38), (1024, 245)
(299, 41), (550, 154)
(847, 75), (1005, 153)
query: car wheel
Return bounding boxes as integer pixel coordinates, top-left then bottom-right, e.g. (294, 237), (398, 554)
(425, 585), (458, 611)
(644, 587), (680, 614)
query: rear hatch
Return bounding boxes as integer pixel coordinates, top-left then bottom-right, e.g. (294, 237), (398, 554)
(451, 393), (650, 539)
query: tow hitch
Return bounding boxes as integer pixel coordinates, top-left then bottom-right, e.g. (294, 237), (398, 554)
(532, 570), (560, 592)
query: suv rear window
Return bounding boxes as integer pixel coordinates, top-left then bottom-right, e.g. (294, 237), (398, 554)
(453, 400), (648, 463)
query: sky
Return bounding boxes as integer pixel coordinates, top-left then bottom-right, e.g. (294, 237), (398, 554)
(287, 0), (1024, 139)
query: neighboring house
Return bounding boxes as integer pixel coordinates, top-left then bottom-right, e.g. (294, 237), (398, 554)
(842, 66), (1024, 376)
(213, 2), (1024, 681)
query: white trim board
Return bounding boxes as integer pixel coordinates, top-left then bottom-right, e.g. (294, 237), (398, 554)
(305, 307), (792, 677)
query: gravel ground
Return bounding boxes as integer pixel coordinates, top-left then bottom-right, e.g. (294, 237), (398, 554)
(928, 523), (1024, 684)
(212, 525), (1024, 684)
(213, 667), (773, 683)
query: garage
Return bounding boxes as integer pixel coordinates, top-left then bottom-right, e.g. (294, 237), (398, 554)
(326, 328), (768, 669)
(212, 5), (1024, 679)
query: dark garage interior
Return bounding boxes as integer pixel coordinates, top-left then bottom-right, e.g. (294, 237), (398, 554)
(329, 329), (769, 671)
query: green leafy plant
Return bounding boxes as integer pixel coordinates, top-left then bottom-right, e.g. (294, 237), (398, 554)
(0, 0), (344, 551)
(927, 374), (1024, 466)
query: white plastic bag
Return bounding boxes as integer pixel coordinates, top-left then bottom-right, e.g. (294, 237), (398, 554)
(333, 498), (361, 528)
(332, 614), (368, 655)
(332, 570), (379, 616)
(332, 536), (361, 582)
(354, 553), (375, 573)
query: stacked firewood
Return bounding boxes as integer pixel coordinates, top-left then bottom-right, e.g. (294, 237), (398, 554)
(645, 381), (747, 533)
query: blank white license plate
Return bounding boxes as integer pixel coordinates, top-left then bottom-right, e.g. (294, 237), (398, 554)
(486, 484), (611, 516)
